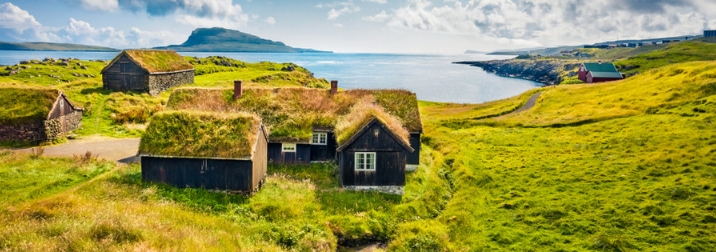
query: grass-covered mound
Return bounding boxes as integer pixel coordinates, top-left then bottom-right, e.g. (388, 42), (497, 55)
(188, 56), (329, 89)
(609, 40), (716, 75)
(139, 111), (261, 159)
(0, 87), (60, 125)
(166, 87), (422, 142)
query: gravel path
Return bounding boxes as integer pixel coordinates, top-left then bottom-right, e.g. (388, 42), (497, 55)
(510, 92), (543, 115)
(12, 136), (140, 163)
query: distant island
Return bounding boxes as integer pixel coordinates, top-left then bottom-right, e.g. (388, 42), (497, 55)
(0, 42), (118, 52)
(154, 27), (332, 53)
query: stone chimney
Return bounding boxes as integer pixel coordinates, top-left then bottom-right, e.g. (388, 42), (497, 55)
(234, 80), (242, 99)
(330, 80), (338, 95)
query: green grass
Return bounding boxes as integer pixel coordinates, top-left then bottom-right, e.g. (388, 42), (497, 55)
(614, 41), (716, 75)
(139, 111), (261, 159)
(0, 87), (59, 125)
(121, 50), (193, 73)
(0, 151), (112, 206)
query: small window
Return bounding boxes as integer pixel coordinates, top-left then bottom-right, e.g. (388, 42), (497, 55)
(310, 132), (327, 145)
(355, 152), (376, 171)
(282, 143), (296, 152)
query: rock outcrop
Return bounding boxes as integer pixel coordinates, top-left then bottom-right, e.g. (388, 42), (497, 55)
(455, 59), (563, 85)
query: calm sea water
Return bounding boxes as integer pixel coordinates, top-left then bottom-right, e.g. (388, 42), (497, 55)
(0, 50), (540, 103)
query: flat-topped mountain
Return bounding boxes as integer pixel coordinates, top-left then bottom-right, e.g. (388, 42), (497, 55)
(154, 27), (330, 53)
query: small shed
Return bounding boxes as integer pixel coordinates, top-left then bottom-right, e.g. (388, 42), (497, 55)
(138, 111), (268, 193)
(335, 102), (414, 194)
(0, 87), (83, 144)
(101, 50), (194, 95)
(578, 62), (624, 83)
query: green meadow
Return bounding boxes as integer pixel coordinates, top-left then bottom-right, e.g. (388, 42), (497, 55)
(1, 45), (716, 250)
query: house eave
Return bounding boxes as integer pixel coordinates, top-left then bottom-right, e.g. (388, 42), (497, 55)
(137, 154), (253, 161)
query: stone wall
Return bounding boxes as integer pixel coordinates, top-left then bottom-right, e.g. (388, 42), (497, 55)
(45, 112), (82, 141)
(147, 70), (194, 95)
(0, 122), (46, 144)
(344, 186), (404, 195)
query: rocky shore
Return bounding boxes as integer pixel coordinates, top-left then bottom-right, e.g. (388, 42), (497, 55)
(455, 59), (574, 85)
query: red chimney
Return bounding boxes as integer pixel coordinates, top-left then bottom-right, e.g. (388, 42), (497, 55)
(234, 80), (242, 99)
(330, 80), (338, 95)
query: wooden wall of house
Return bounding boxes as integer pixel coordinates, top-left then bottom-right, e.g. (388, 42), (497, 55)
(310, 132), (337, 161)
(407, 133), (421, 165)
(340, 151), (405, 186)
(267, 143), (311, 164)
(141, 157), (254, 192)
(102, 55), (149, 92)
(48, 95), (76, 120)
(251, 128), (268, 190)
(338, 122), (409, 186)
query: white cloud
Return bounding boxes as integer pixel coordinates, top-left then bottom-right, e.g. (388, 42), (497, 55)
(0, 2), (41, 31)
(362, 0), (387, 4)
(78, 0), (119, 12)
(362, 10), (389, 22)
(265, 16), (276, 25)
(173, 0), (249, 28)
(334, 23), (343, 27)
(327, 5), (361, 20)
(381, 0), (716, 47)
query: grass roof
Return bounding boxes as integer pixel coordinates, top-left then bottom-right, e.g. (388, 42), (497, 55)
(335, 97), (410, 147)
(0, 87), (60, 125)
(166, 87), (422, 143)
(114, 50), (194, 73)
(138, 111), (262, 159)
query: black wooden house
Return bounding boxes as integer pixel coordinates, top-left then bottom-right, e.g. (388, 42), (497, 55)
(337, 117), (414, 194)
(138, 111), (268, 193)
(101, 50), (194, 95)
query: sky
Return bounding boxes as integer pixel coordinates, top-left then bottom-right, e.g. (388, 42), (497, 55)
(0, 0), (715, 54)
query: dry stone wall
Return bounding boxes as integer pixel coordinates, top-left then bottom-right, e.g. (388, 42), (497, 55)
(0, 112), (82, 144)
(0, 122), (46, 144)
(148, 70), (194, 95)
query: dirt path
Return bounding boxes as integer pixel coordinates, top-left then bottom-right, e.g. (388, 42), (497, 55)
(12, 136), (140, 163)
(508, 91), (542, 115)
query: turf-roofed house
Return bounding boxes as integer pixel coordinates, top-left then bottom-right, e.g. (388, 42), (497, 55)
(165, 81), (422, 193)
(578, 62), (625, 83)
(101, 50), (194, 95)
(138, 111), (268, 193)
(0, 87), (83, 144)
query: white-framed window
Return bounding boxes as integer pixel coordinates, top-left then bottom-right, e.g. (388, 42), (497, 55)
(310, 132), (328, 145)
(282, 143), (296, 152)
(355, 152), (376, 171)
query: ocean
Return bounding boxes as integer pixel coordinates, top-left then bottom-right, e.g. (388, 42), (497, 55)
(0, 50), (541, 103)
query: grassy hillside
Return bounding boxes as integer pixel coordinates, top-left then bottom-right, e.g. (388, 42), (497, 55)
(404, 60), (716, 250)
(0, 56), (328, 144)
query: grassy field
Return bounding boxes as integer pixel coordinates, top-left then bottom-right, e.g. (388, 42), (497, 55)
(0, 56), (329, 143)
(2, 49), (716, 250)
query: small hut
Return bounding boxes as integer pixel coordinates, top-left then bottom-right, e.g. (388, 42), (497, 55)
(335, 102), (414, 194)
(138, 111), (268, 193)
(101, 50), (194, 95)
(0, 87), (83, 144)
(578, 62), (624, 83)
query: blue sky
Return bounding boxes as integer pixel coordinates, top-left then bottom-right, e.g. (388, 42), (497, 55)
(1, 0), (715, 53)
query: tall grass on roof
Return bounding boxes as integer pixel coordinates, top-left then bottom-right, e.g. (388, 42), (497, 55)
(139, 111), (261, 159)
(166, 87), (422, 143)
(0, 86), (60, 125)
(123, 50), (194, 73)
(335, 97), (410, 146)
